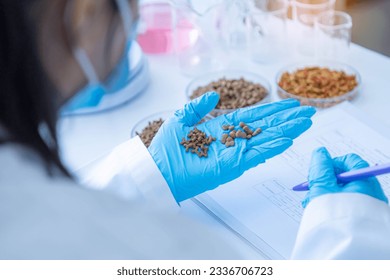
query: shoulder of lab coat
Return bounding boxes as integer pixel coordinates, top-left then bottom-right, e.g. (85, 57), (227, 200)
(291, 193), (390, 259)
(77, 136), (178, 208)
(0, 143), (241, 259)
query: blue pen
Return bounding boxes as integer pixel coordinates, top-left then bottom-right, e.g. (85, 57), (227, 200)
(292, 162), (390, 191)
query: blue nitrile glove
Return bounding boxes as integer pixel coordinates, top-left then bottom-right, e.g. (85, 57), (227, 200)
(149, 92), (316, 203)
(302, 147), (388, 208)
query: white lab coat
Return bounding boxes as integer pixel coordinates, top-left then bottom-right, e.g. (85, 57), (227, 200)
(292, 193), (390, 259)
(0, 137), (239, 259)
(1, 134), (390, 259)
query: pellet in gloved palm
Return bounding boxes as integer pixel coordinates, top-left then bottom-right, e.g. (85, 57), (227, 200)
(149, 92), (316, 203)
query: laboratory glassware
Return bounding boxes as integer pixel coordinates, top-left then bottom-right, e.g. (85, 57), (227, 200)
(246, 0), (289, 63)
(315, 11), (352, 62)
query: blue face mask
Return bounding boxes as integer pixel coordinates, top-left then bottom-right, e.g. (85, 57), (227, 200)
(62, 0), (136, 113)
(62, 41), (133, 113)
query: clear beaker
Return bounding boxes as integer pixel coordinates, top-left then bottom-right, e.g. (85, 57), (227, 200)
(246, 0), (289, 63)
(315, 11), (352, 61)
(172, 0), (228, 76)
(291, 0), (335, 56)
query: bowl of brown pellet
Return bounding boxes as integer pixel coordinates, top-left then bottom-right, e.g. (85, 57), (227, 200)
(186, 70), (271, 117)
(131, 111), (174, 148)
(131, 111), (212, 148)
(276, 61), (361, 108)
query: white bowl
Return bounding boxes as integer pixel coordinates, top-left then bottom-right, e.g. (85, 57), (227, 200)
(276, 61), (361, 108)
(186, 70), (272, 117)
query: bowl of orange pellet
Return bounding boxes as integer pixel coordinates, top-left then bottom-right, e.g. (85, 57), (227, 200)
(276, 61), (361, 108)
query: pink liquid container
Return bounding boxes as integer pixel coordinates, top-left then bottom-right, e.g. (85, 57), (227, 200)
(137, 2), (194, 54)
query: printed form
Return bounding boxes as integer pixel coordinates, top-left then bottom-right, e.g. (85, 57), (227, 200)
(195, 102), (390, 259)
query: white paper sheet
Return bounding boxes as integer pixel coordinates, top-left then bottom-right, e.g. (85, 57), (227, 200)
(195, 102), (390, 259)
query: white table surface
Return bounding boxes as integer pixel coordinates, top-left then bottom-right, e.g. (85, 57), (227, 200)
(58, 44), (390, 259)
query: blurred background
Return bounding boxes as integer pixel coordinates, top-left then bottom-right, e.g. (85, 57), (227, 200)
(338, 0), (390, 56)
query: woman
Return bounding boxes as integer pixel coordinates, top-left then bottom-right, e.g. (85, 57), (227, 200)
(0, 0), (315, 259)
(1, 0), (388, 260)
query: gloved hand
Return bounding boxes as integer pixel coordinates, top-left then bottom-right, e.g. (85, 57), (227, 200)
(302, 147), (388, 208)
(149, 92), (316, 203)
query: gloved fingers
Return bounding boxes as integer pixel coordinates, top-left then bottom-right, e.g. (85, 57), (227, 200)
(333, 154), (388, 204)
(174, 91), (220, 126)
(308, 147), (338, 189)
(332, 153), (369, 173)
(243, 137), (293, 169)
(246, 106), (315, 132)
(301, 193), (311, 208)
(247, 118), (312, 148)
(226, 99), (300, 124)
(303, 147), (338, 208)
(334, 154), (389, 203)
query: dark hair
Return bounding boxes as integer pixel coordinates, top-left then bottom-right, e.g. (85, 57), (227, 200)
(0, 0), (71, 176)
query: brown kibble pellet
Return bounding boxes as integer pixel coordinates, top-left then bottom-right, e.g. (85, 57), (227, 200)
(180, 127), (216, 158)
(229, 125), (235, 131)
(225, 140), (235, 148)
(236, 130), (247, 139)
(253, 128), (262, 136)
(220, 122), (262, 149)
(221, 133), (228, 144)
(222, 125), (230, 130)
(243, 126), (253, 135)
